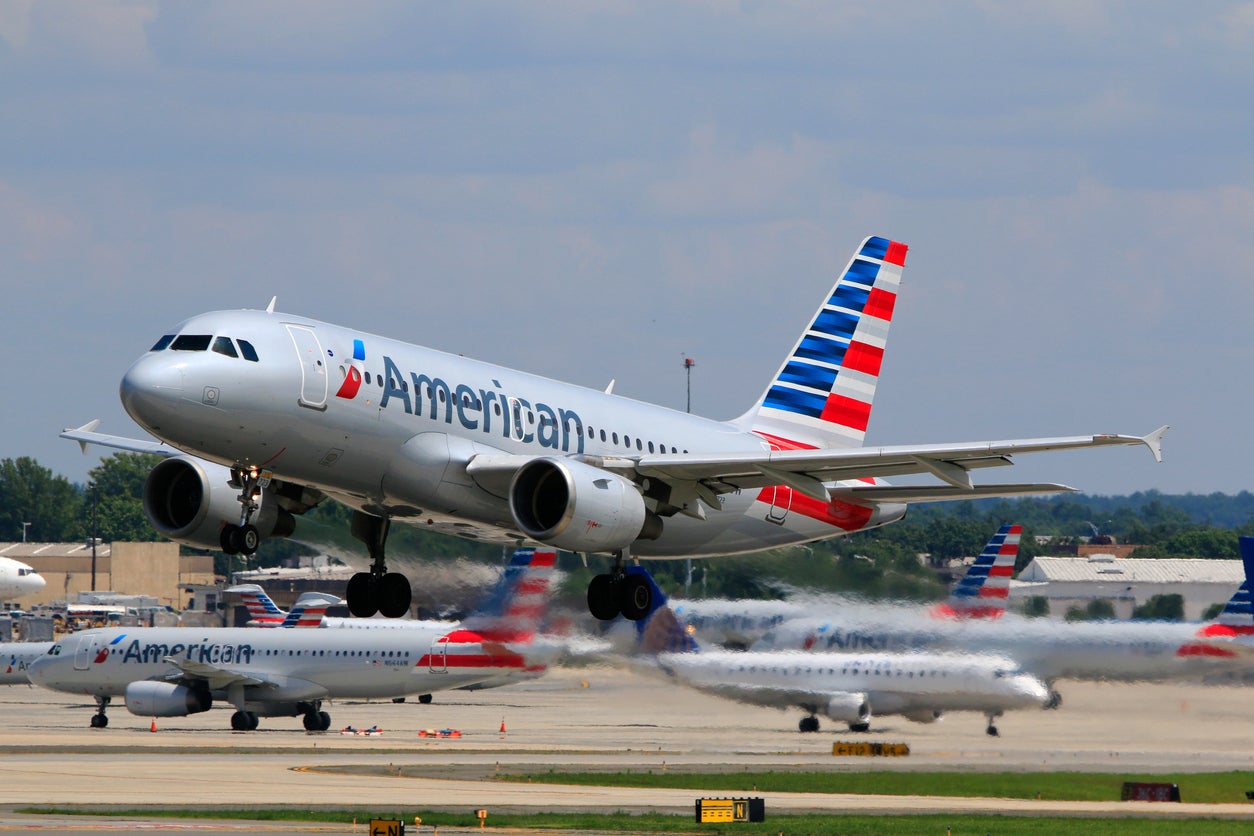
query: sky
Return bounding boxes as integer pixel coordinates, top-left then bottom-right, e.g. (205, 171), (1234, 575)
(2, 2), (1252, 498)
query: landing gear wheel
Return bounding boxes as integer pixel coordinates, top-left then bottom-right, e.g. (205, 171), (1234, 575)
(619, 574), (652, 622)
(587, 573), (619, 621)
(346, 572), (377, 618)
(986, 724), (1000, 737)
(231, 710), (250, 731)
(220, 525), (240, 555)
(238, 524), (260, 555)
(90, 713), (108, 729)
(418, 694), (433, 705)
(798, 716), (820, 733)
(1045, 689), (1062, 710)
(377, 572), (412, 619)
(318, 711), (331, 731)
(303, 711), (321, 731)
(849, 721), (870, 733)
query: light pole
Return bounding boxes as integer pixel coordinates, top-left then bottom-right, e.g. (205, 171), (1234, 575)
(21, 522), (30, 544)
(88, 483), (98, 592)
(682, 357), (695, 596)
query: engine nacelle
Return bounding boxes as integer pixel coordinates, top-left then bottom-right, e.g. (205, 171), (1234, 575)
(142, 456), (294, 549)
(509, 458), (662, 553)
(823, 692), (871, 724)
(125, 680), (212, 717)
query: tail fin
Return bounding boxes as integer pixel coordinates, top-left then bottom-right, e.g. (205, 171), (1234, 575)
(933, 524), (1022, 619)
(279, 592), (344, 628)
(1198, 536), (1254, 637)
(744, 236), (907, 450)
(629, 566), (699, 655)
(226, 584), (288, 626)
(458, 548), (557, 642)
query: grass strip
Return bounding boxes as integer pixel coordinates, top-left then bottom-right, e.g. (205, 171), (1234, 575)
(19, 808), (1254, 835)
(500, 770), (1254, 804)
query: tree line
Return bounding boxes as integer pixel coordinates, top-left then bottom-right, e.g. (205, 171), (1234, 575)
(3, 453), (1252, 603)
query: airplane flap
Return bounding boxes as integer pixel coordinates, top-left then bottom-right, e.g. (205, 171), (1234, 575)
(829, 483), (1078, 503)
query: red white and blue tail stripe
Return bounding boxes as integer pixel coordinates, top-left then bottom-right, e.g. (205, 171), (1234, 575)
(748, 236), (907, 450)
(933, 524), (1021, 619)
(1196, 536), (1254, 639)
(227, 584), (288, 627)
(457, 548), (557, 643)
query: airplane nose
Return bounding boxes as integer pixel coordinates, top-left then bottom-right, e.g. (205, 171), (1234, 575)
(120, 355), (184, 431)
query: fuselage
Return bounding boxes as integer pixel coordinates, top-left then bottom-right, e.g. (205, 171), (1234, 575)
(119, 309), (905, 557)
(756, 611), (1249, 684)
(29, 625), (540, 702)
(0, 641), (53, 685)
(657, 649), (1050, 718)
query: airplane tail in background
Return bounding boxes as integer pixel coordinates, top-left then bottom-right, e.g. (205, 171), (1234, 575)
(278, 592), (343, 628)
(458, 548), (558, 643)
(227, 584), (288, 626)
(631, 567), (699, 655)
(932, 524), (1022, 619)
(742, 236), (907, 451)
(1197, 536), (1254, 638)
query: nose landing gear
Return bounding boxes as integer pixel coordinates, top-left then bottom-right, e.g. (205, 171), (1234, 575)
(220, 467), (264, 557)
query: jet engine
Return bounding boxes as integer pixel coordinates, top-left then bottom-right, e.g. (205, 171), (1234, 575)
(823, 692), (871, 725)
(142, 456), (295, 550)
(125, 681), (211, 717)
(509, 458), (662, 552)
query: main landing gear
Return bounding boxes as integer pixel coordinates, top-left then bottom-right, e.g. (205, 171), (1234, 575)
(586, 551), (653, 622)
(799, 715), (820, 733)
(220, 467), (263, 557)
(345, 511), (412, 619)
(985, 711), (1001, 737)
(89, 696), (110, 728)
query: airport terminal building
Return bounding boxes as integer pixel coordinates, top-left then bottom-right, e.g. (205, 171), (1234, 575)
(1009, 554), (1243, 620)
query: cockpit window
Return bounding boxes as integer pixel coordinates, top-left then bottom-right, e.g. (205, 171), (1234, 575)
(171, 334), (212, 352)
(237, 339), (259, 362)
(212, 336), (239, 358)
(150, 334), (175, 351)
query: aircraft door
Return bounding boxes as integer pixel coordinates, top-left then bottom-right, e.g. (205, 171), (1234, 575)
(285, 324), (329, 410)
(764, 485), (792, 525)
(74, 636), (102, 671)
(429, 637), (448, 673)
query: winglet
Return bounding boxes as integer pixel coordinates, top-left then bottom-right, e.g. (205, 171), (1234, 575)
(266, 296), (277, 314)
(1141, 425), (1169, 463)
(65, 420), (101, 455)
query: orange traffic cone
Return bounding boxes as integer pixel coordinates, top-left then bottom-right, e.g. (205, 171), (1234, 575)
(499, 717), (506, 737)
(150, 717), (157, 733)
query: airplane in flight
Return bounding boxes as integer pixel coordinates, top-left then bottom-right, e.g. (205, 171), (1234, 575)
(632, 568), (1050, 736)
(671, 524), (1025, 648)
(27, 548), (557, 730)
(0, 557), (46, 601)
(62, 235), (1166, 620)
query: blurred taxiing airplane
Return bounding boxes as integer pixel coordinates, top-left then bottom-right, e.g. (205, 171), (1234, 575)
(631, 567), (1050, 736)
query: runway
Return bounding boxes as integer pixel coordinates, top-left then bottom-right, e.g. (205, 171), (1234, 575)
(2, 664), (1254, 823)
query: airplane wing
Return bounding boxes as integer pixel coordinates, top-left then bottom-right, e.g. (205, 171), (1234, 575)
(161, 656), (268, 691)
(468, 426), (1168, 508)
(161, 655), (330, 700)
(61, 420), (179, 457)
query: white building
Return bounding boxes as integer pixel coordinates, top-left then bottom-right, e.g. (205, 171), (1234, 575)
(1009, 554), (1244, 620)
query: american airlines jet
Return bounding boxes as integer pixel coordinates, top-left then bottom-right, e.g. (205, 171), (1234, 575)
(0, 557), (46, 601)
(63, 236), (1166, 621)
(27, 548), (557, 730)
(633, 568), (1049, 736)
